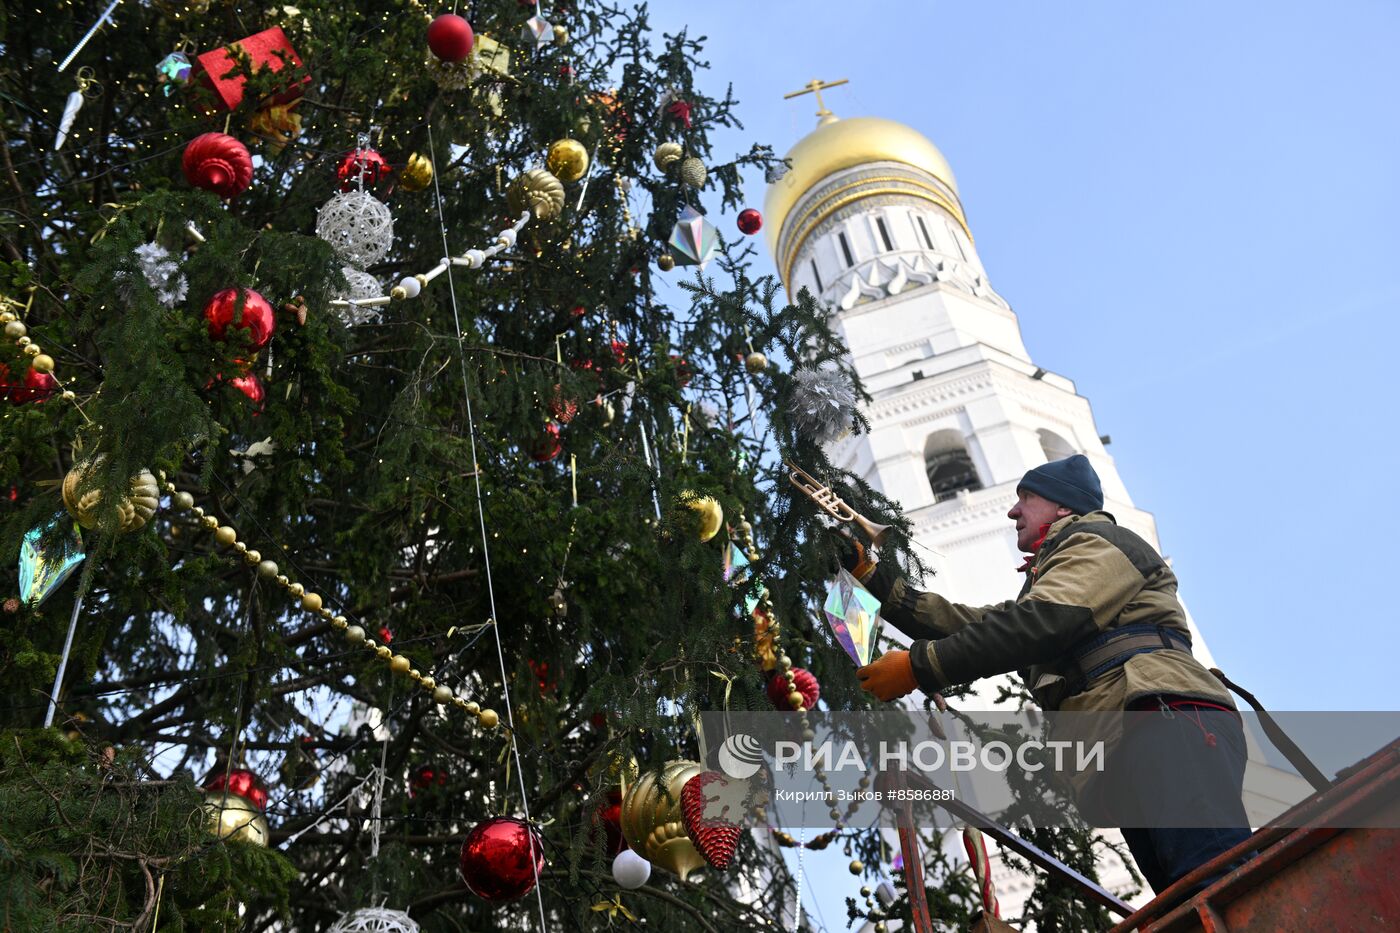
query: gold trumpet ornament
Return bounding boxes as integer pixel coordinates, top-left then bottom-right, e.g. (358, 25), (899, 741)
(785, 460), (890, 546)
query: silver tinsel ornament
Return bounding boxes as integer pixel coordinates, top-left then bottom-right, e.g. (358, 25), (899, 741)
(326, 908), (420, 933)
(316, 190), (394, 267)
(789, 365), (858, 444)
(129, 241), (188, 308)
(333, 267), (383, 326)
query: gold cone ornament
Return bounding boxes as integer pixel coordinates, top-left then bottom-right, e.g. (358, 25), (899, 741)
(620, 760), (706, 881)
(678, 156), (707, 189)
(62, 456), (159, 533)
(507, 168), (566, 221)
(203, 791), (270, 846)
(399, 152), (434, 192)
(546, 138), (589, 184)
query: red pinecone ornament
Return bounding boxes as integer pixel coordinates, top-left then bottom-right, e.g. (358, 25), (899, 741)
(680, 771), (743, 870)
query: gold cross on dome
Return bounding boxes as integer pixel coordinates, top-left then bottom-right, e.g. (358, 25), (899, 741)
(784, 78), (850, 120)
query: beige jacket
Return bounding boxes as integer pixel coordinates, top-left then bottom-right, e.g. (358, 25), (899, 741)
(866, 511), (1233, 800)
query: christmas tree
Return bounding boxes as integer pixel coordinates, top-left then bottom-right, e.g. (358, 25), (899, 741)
(0, 2), (1113, 930)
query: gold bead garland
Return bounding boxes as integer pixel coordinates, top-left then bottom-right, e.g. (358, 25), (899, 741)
(734, 512), (866, 844)
(2, 293), (78, 404)
(162, 479), (499, 729)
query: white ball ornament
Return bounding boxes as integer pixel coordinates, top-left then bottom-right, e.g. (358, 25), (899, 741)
(316, 190), (394, 267)
(612, 849), (651, 889)
(326, 906), (421, 933)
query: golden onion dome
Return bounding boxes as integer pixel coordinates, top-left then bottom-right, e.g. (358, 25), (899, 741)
(764, 115), (961, 258)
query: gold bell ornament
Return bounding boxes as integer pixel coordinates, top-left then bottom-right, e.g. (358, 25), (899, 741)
(507, 168), (566, 222)
(62, 456), (160, 533)
(653, 141), (683, 173)
(620, 760), (706, 881)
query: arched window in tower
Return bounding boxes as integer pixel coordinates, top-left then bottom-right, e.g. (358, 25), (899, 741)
(914, 214), (934, 249)
(945, 220), (968, 260)
(925, 429), (984, 503)
(875, 216), (895, 252)
(837, 231), (855, 267)
(1037, 428), (1076, 464)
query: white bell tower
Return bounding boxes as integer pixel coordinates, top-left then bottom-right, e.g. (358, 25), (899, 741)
(764, 90), (1159, 610)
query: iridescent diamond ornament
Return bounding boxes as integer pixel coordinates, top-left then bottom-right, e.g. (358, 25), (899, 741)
(668, 206), (719, 268)
(723, 542), (750, 584)
(522, 15), (553, 49)
(19, 517), (85, 607)
(156, 51), (193, 95)
(823, 569), (881, 666)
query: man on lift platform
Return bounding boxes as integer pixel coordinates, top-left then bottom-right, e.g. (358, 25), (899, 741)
(847, 455), (1252, 894)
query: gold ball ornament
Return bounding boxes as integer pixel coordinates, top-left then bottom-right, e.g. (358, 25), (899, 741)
(172, 490), (195, 511)
(4, 321), (25, 338)
(653, 141), (683, 173)
(301, 592), (322, 612)
(745, 351), (768, 374)
(390, 654), (411, 674)
(32, 354), (55, 373)
(620, 760), (707, 881)
(681, 493), (724, 543)
(849, 859), (864, 875)
(399, 152), (434, 192)
(545, 138), (589, 184)
(62, 457), (160, 534)
(656, 252), (676, 272)
(552, 23), (569, 44)
(257, 560), (279, 579)
(507, 168), (566, 222)
(345, 625), (366, 643)
(433, 685), (454, 704)
(203, 791), (270, 846)
(214, 526), (237, 547)
(678, 156), (708, 189)
(478, 708), (499, 729)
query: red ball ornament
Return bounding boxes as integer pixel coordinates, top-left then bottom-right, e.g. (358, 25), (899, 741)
(182, 132), (253, 199)
(204, 767), (269, 811)
(736, 208), (763, 236)
(204, 288), (276, 351)
(0, 364), (59, 405)
(594, 789), (626, 856)
(459, 816), (545, 902)
(427, 14), (475, 62)
(609, 339), (629, 366)
(409, 763), (448, 798)
(336, 148), (390, 191)
(767, 667), (820, 711)
(528, 422), (563, 462)
(229, 372), (265, 410)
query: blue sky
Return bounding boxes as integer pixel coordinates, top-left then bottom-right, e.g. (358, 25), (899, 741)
(640, 2), (1399, 924)
(643, 0), (1400, 713)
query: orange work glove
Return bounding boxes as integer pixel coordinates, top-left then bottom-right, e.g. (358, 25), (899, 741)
(856, 649), (918, 702)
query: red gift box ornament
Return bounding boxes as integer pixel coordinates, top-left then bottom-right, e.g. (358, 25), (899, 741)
(197, 27), (307, 112)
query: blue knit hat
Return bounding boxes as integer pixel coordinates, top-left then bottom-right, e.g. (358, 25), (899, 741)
(1017, 454), (1103, 515)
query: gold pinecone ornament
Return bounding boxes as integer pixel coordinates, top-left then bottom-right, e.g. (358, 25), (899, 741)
(62, 457), (160, 533)
(507, 168), (566, 221)
(620, 760), (706, 881)
(399, 153), (434, 192)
